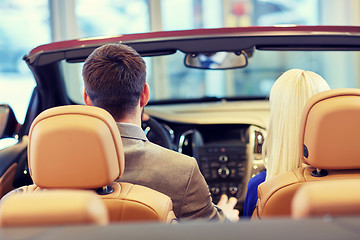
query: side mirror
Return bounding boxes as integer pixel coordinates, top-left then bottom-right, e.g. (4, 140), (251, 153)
(0, 104), (18, 139)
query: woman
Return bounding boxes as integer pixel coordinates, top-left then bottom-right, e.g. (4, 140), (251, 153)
(243, 69), (330, 218)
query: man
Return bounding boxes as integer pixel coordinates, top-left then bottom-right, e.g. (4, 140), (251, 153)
(82, 43), (239, 222)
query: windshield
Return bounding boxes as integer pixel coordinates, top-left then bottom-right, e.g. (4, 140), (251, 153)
(64, 49), (360, 104)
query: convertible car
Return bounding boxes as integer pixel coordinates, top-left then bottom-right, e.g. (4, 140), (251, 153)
(1, 25), (360, 238)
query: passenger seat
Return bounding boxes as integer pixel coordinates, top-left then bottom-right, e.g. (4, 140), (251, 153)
(254, 89), (360, 218)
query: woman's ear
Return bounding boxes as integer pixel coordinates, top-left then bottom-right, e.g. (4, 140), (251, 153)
(140, 83), (150, 107)
(83, 87), (92, 106)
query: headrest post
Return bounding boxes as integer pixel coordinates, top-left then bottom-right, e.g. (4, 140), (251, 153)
(96, 185), (114, 195)
(310, 168), (328, 177)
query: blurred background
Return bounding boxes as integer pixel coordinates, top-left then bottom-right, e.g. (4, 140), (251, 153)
(0, 0), (359, 123)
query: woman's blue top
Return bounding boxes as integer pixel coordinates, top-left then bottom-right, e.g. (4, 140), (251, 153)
(243, 171), (266, 218)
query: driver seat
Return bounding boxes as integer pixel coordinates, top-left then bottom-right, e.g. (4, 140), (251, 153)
(6, 105), (177, 223)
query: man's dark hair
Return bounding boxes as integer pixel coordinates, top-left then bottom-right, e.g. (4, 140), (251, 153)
(82, 43), (146, 120)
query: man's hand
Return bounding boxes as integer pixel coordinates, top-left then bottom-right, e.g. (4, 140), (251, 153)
(217, 194), (239, 222)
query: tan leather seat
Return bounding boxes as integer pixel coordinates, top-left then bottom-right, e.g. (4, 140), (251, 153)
(254, 89), (360, 219)
(7, 105), (176, 223)
(292, 179), (360, 219)
(0, 190), (108, 227)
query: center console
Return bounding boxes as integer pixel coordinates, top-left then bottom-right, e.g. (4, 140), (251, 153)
(197, 144), (247, 202)
(178, 124), (265, 206)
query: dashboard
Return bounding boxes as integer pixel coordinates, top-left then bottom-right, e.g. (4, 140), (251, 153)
(145, 100), (269, 212)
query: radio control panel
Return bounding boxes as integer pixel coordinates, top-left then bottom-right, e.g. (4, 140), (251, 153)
(197, 145), (248, 202)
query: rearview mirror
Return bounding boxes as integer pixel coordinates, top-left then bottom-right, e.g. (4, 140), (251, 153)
(184, 51), (248, 70)
(0, 104), (18, 139)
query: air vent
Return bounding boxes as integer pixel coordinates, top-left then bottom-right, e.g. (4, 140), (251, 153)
(254, 130), (264, 155)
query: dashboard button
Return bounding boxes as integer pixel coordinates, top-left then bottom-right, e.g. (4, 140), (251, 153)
(210, 187), (220, 195)
(210, 162), (220, 168)
(229, 186), (238, 195)
(219, 155), (228, 163)
(218, 167), (230, 178)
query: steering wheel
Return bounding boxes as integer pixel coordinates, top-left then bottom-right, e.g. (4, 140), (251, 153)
(142, 116), (174, 150)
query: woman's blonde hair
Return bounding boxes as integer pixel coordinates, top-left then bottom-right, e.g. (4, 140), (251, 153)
(264, 69), (330, 180)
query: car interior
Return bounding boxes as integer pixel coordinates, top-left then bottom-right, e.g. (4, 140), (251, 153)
(1, 26), (360, 239)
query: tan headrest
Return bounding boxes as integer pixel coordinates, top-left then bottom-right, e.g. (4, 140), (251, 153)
(300, 88), (360, 169)
(0, 190), (109, 226)
(28, 105), (125, 189)
(292, 179), (360, 218)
